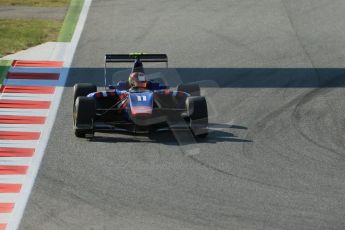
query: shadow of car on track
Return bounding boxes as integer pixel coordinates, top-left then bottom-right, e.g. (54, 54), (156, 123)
(66, 67), (345, 88)
(88, 123), (252, 146)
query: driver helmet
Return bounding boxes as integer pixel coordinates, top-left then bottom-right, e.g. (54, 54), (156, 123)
(128, 72), (147, 88)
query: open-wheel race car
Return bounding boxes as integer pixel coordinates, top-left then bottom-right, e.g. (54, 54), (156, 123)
(73, 53), (208, 138)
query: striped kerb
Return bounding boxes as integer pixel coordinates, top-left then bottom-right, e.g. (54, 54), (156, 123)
(0, 148), (35, 157)
(0, 100), (51, 109)
(0, 86), (55, 94)
(0, 116), (46, 124)
(7, 72), (60, 80)
(0, 184), (22, 193)
(11, 60), (64, 68)
(0, 132), (40, 140)
(0, 203), (15, 213)
(0, 166), (28, 175)
(0, 59), (64, 229)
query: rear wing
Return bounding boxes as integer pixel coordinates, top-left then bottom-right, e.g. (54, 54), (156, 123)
(103, 53), (168, 89)
(105, 54), (168, 63)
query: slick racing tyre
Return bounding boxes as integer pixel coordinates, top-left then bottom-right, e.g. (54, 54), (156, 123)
(73, 96), (95, 138)
(73, 83), (97, 104)
(186, 96), (208, 137)
(177, 83), (200, 96)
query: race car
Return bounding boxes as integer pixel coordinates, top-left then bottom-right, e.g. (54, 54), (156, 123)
(72, 53), (208, 138)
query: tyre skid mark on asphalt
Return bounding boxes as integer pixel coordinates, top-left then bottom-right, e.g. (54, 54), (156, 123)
(0, 60), (63, 230)
(291, 87), (345, 161)
(187, 153), (293, 192)
(188, 91), (329, 193)
(236, 86), (344, 199)
(241, 89), (310, 163)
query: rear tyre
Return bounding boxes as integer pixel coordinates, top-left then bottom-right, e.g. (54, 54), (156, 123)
(177, 83), (200, 96)
(186, 96), (208, 137)
(73, 83), (97, 104)
(73, 96), (95, 138)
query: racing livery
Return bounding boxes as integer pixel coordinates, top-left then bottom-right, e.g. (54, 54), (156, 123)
(72, 53), (208, 138)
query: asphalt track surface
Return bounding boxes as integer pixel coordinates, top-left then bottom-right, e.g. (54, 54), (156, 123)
(20, 1), (345, 229)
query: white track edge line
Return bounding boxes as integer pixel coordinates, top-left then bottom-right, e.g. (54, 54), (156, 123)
(8, 1), (93, 230)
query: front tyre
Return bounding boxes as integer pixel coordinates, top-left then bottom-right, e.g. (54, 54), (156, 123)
(185, 96), (208, 137)
(73, 83), (97, 104)
(73, 96), (95, 138)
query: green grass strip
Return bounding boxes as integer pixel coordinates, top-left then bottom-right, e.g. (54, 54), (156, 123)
(0, 60), (12, 86)
(0, 0), (70, 7)
(0, 19), (62, 57)
(58, 0), (84, 42)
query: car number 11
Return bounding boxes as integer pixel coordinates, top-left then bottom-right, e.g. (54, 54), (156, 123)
(137, 95), (147, 101)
